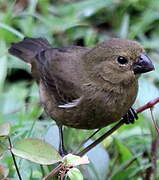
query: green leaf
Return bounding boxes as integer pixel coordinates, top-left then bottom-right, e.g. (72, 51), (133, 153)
(111, 168), (135, 180)
(67, 168), (83, 180)
(110, 153), (142, 180)
(119, 14), (129, 38)
(63, 153), (89, 166)
(0, 122), (11, 137)
(12, 138), (62, 165)
(58, 0), (114, 18)
(0, 22), (24, 39)
(84, 29), (97, 46)
(114, 139), (133, 162)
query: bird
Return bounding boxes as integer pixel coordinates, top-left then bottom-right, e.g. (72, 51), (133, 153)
(9, 37), (154, 155)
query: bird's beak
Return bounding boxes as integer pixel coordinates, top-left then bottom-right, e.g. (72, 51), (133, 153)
(133, 54), (155, 74)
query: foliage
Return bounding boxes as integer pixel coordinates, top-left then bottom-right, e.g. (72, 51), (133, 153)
(0, 0), (159, 179)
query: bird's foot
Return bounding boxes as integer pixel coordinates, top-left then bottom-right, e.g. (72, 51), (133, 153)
(122, 107), (138, 124)
(59, 147), (68, 157)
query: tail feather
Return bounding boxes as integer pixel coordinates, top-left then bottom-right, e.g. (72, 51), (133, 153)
(8, 37), (51, 63)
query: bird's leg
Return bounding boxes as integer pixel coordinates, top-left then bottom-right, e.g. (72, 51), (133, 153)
(58, 125), (68, 157)
(122, 107), (138, 124)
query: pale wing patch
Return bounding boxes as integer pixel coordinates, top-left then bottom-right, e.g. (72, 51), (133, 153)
(58, 97), (82, 108)
(27, 63), (32, 70)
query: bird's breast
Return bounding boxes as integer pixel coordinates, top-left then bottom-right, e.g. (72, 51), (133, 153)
(40, 80), (138, 129)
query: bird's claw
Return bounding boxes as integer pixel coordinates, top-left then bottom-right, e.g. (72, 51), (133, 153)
(59, 147), (68, 157)
(122, 107), (138, 124)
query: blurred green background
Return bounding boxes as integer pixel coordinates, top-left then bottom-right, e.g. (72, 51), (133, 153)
(0, 0), (159, 179)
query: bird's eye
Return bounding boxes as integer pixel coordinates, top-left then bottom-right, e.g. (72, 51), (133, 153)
(117, 56), (128, 65)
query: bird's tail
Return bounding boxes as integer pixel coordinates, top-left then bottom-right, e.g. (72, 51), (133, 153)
(8, 37), (51, 63)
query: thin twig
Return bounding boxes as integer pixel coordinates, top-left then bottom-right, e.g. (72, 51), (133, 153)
(8, 137), (22, 180)
(144, 109), (159, 180)
(144, 135), (159, 180)
(136, 97), (159, 113)
(41, 163), (63, 180)
(150, 108), (159, 135)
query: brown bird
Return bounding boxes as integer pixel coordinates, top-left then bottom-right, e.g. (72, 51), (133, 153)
(9, 37), (154, 155)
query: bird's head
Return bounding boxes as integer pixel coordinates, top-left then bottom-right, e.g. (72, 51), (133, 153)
(84, 38), (154, 85)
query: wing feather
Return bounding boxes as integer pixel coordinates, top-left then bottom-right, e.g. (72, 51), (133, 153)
(37, 48), (82, 106)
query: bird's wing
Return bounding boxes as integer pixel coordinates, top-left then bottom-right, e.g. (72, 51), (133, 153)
(37, 46), (85, 107)
(9, 37), (85, 107)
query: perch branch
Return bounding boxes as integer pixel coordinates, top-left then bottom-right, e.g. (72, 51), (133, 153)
(41, 163), (63, 180)
(136, 97), (159, 113)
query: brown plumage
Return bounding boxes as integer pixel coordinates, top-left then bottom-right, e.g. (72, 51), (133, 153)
(9, 37), (154, 129)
